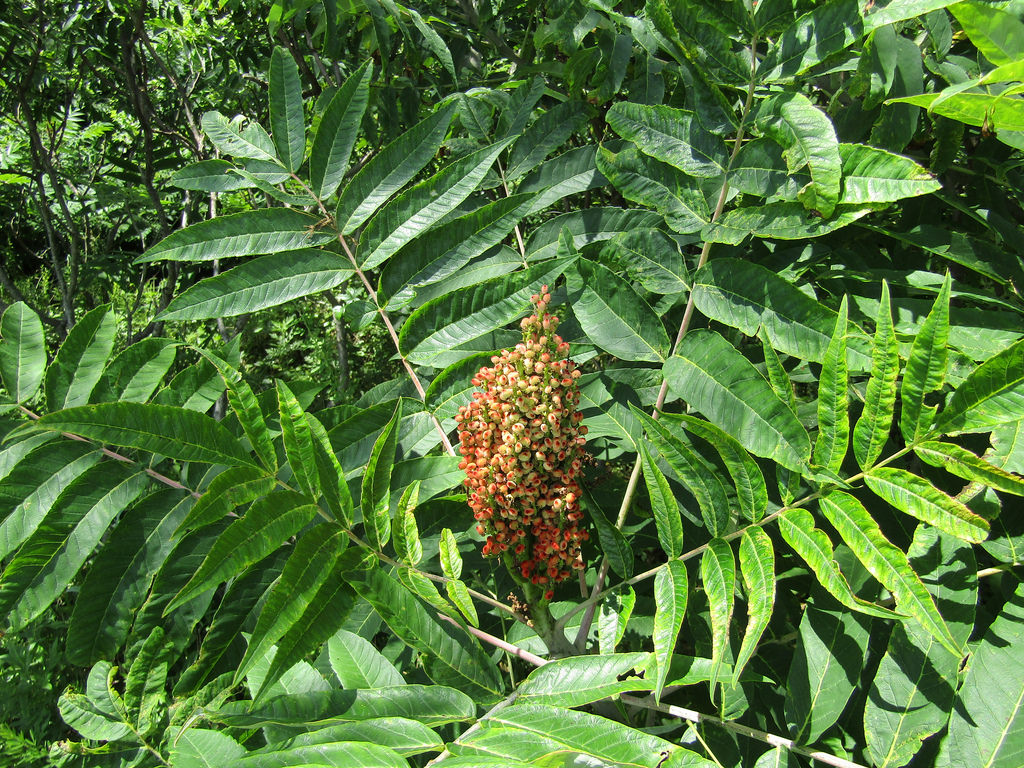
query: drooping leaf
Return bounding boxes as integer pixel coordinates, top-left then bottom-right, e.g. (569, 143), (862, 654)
(754, 92), (842, 217)
(853, 280), (900, 469)
(517, 145), (608, 214)
(0, 302), (45, 403)
(661, 412), (768, 523)
(585, 488), (633, 579)
(139, 209), (335, 264)
(900, 274), (951, 444)
(864, 467), (990, 542)
(936, 336), (1024, 434)
(0, 442), (101, 561)
(160, 250), (353, 320)
(197, 351), (277, 473)
(639, 441), (683, 558)
(819, 491), (960, 656)
(597, 228), (689, 296)
(255, 559), (356, 701)
(400, 256), (573, 365)
(175, 467), (275, 535)
(524, 207), (662, 261)
(167, 491), (319, 611)
(36, 402), (257, 468)
(358, 139), (513, 270)
(269, 47), (305, 173)
(310, 61), (372, 199)
(606, 102), (728, 178)
(664, 330), (811, 472)
(45, 304), (116, 411)
(566, 258), (671, 362)
(124, 626), (171, 734)
(777, 508), (901, 619)
(814, 296), (850, 473)
(652, 559), (688, 703)
(336, 104), (456, 234)
(701, 537), (736, 694)
(339, 550), (503, 699)
(633, 408), (730, 536)
(733, 528), (775, 687)
(392, 480), (422, 565)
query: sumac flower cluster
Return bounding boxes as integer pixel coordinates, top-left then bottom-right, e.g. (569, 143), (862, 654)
(455, 287), (589, 601)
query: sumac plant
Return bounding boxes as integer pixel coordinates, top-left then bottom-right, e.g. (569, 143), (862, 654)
(1, 1), (1023, 767)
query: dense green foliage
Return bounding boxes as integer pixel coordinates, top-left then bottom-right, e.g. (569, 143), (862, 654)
(2, 1), (1024, 767)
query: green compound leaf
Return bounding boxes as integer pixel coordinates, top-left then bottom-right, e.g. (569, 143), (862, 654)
(358, 139), (513, 270)
(361, 401), (401, 551)
(277, 379), (320, 501)
(45, 304), (116, 412)
(664, 330), (811, 472)
(777, 507), (901, 620)
(865, 467), (990, 542)
(936, 336), (1024, 435)
(335, 103), (456, 235)
(660, 412), (768, 523)
(819, 491), (960, 657)
(400, 256), (574, 365)
(167, 491), (318, 612)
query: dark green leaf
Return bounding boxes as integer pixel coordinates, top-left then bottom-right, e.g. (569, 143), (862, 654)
(653, 560), (688, 702)
(45, 305), (115, 411)
(361, 401), (401, 550)
(639, 440), (683, 558)
(900, 274), (950, 443)
(853, 280), (899, 469)
(936, 336), (1024, 434)
(864, 467), (990, 542)
(310, 61), (372, 199)
(814, 296), (850, 473)
(701, 537), (735, 694)
(138, 209), (335, 263)
(0, 302), (45, 403)
(269, 47), (305, 172)
(606, 102), (728, 178)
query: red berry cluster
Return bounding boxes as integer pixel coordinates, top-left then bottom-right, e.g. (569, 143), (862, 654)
(454, 287), (589, 602)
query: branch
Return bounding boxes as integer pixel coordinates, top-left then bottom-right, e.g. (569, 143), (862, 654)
(573, 35), (760, 649)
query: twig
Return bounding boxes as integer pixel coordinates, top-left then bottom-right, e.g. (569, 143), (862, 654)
(573, 35), (760, 649)
(620, 695), (870, 768)
(437, 613), (547, 666)
(18, 406), (201, 498)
